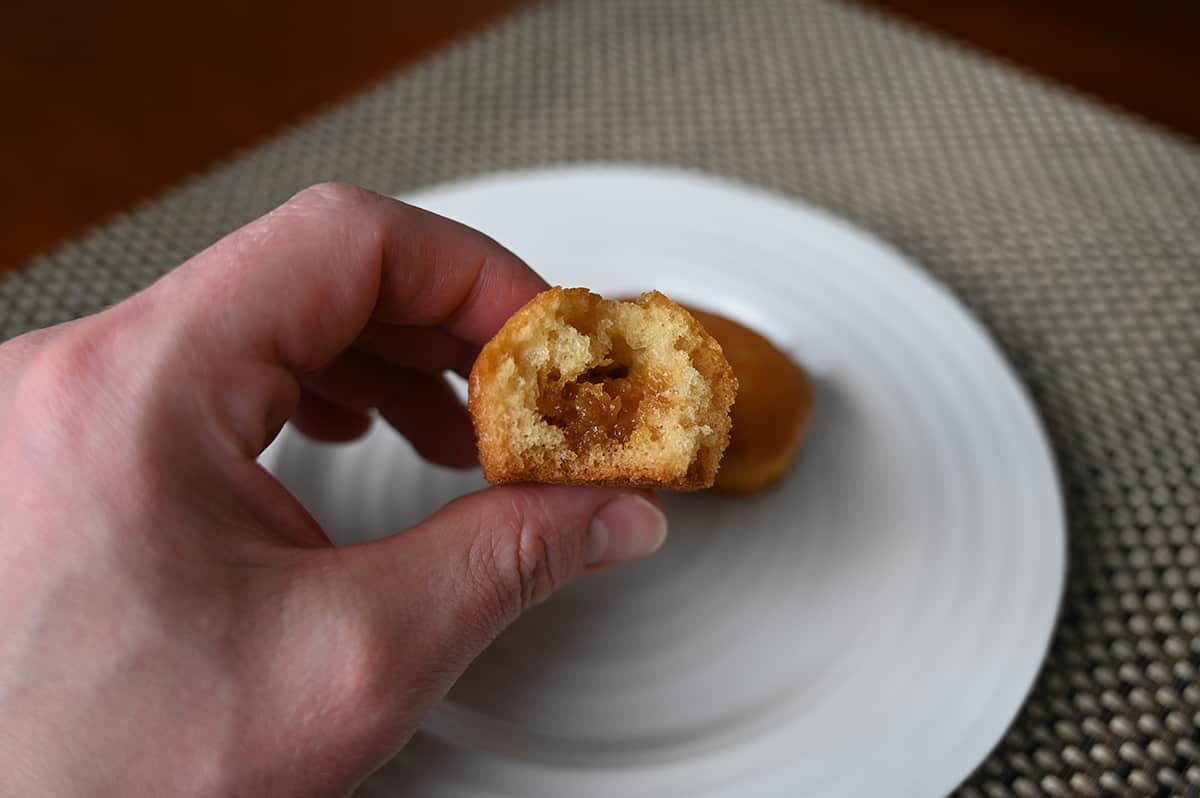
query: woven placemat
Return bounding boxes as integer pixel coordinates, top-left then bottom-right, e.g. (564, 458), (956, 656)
(3, 1), (1198, 794)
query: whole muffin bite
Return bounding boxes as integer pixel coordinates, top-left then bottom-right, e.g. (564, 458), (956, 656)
(683, 306), (814, 494)
(468, 288), (737, 490)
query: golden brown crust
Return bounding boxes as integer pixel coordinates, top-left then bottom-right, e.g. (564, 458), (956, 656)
(684, 306), (813, 494)
(468, 287), (736, 490)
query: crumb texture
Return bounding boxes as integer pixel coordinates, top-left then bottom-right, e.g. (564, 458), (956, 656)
(469, 287), (736, 490)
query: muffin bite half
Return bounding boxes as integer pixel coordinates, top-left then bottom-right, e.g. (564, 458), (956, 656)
(468, 287), (736, 490)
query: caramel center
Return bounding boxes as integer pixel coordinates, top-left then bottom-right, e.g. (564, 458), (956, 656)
(538, 363), (643, 453)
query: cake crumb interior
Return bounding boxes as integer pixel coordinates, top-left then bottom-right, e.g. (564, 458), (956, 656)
(535, 312), (649, 453)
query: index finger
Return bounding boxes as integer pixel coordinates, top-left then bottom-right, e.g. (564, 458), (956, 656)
(159, 182), (547, 375)
(132, 182), (545, 457)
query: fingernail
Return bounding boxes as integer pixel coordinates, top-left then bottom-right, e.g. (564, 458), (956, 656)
(586, 494), (668, 565)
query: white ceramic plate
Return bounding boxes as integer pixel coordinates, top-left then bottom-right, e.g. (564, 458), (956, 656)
(260, 166), (1065, 797)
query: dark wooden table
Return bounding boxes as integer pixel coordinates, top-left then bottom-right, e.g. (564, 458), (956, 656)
(2, 0), (1196, 275)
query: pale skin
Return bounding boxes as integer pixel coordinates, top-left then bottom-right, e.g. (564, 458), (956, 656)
(0, 183), (668, 797)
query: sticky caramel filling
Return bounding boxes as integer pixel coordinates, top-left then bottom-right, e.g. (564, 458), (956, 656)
(538, 363), (644, 453)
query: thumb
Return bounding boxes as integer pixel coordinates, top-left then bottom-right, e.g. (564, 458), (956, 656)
(340, 484), (667, 677)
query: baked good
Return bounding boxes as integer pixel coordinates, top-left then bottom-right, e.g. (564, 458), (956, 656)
(468, 287), (737, 489)
(683, 306), (814, 494)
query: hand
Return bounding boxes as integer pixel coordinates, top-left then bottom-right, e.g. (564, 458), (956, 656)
(0, 184), (668, 797)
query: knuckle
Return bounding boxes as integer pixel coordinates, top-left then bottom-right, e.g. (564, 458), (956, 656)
(0, 326), (58, 375)
(289, 181), (374, 214)
(0, 327), (126, 514)
(273, 181), (387, 278)
(303, 558), (398, 714)
(329, 613), (396, 710)
(12, 326), (110, 427)
(5, 318), (174, 492)
(466, 492), (574, 619)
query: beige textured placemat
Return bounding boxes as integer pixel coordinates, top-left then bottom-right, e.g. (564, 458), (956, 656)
(3, 1), (1198, 794)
